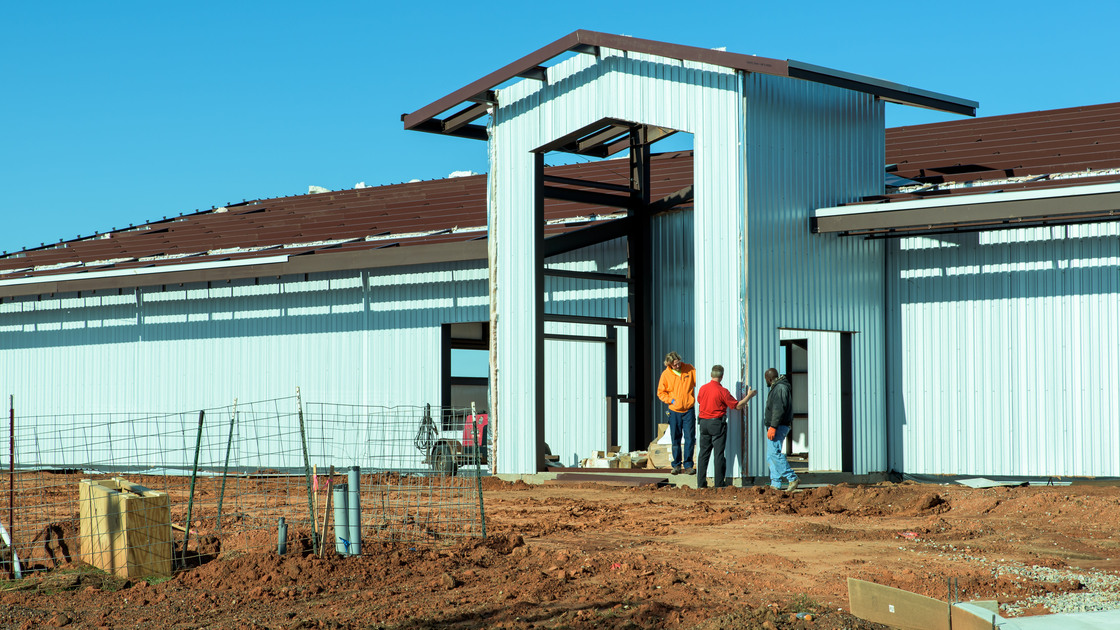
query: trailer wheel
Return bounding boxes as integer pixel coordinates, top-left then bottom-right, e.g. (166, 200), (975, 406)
(432, 442), (458, 477)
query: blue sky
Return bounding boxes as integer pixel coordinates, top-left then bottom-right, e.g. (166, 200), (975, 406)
(3, 1), (1118, 255)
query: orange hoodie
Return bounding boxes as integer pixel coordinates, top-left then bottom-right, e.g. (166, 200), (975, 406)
(657, 363), (697, 412)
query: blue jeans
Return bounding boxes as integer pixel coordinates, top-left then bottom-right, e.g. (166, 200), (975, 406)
(766, 425), (798, 488)
(668, 407), (696, 469)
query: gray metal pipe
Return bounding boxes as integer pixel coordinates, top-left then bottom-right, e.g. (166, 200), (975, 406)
(277, 517), (287, 555)
(347, 466), (361, 556)
(332, 483), (349, 555)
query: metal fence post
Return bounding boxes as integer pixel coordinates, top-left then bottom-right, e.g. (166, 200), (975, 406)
(8, 395), (13, 557)
(471, 402), (486, 539)
(182, 409), (205, 567)
(216, 399), (238, 533)
(296, 389), (319, 553)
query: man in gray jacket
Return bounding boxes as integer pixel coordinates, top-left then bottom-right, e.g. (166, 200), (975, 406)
(763, 367), (800, 492)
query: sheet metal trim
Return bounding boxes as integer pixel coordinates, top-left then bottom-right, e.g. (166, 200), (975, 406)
(813, 183), (1120, 235)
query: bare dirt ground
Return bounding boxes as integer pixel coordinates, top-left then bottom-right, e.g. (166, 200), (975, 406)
(2, 477), (1120, 629)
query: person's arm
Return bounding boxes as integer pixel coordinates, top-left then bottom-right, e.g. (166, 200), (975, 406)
(717, 386), (738, 410)
(735, 387), (757, 409)
(657, 371), (673, 404)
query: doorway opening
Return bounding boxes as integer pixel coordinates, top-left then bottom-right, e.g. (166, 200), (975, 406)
(534, 120), (695, 462)
(778, 329), (854, 473)
(441, 322), (489, 430)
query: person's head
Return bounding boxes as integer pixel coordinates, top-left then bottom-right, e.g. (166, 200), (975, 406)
(764, 367), (779, 386)
(710, 365), (724, 381)
(664, 351), (682, 370)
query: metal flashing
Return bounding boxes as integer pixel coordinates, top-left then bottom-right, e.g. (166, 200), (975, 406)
(814, 182), (1120, 235)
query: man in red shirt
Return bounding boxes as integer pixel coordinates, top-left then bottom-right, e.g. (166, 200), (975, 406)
(695, 365), (756, 489)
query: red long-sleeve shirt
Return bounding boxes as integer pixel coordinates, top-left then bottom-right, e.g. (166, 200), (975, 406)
(697, 380), (739, 419)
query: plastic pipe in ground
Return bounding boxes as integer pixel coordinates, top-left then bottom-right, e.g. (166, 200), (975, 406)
(347, 467), (361, 556)
(277, 517), (287, 555)
(332, 483), (349, 555)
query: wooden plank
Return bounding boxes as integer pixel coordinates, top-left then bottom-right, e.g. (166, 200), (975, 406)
(118, 478), (172, 578)
(544, 473), (667, 487)
(78, 478), (171, 579)
(79, 479), (122, 575)
(847, 578), (994, 630)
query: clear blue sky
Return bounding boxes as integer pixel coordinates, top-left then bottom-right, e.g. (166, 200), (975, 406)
(4, 1), (1118, 255)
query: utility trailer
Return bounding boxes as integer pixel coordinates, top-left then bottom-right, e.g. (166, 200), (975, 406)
(414, 404), (490, 476)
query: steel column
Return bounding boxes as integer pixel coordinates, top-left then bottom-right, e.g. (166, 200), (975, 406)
(534, 153), (547, 471)
(629, 125), (652, 449)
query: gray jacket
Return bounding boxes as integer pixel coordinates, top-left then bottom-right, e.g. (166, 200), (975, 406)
(764, 375), (793, 429)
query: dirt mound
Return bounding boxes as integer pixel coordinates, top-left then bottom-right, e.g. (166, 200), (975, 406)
(3, 478), (1118, 629)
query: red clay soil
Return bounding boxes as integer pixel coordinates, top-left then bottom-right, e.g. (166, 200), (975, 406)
(2, 479), (1120, 629)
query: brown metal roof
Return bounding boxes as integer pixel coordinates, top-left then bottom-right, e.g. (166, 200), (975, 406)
(6, 101), (1119, 292)
(885, 102), (1120, 187)
(0, 152), (694, 294)
(816, 102), (1120, 236)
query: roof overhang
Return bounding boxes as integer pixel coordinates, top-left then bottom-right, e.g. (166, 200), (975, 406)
(812, 182), (1120, 238)
(402, 30), (977, 151)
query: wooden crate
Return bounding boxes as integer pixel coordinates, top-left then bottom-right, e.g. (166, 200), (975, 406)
(79, 478), (172, 579)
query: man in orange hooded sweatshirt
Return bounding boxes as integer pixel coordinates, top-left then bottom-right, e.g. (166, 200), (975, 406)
(657, 351), (697, 475)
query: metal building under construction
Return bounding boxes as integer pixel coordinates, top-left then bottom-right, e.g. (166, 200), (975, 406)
(2, 31), (1118, 480)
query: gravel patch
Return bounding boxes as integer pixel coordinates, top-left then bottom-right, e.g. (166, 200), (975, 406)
(904, 542), (1120, 616)
(994, 564), (1120, 616)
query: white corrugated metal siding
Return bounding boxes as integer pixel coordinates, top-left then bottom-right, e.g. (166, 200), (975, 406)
(743, 73), (886, 476)
(0, 261), (488, 426)
(490, 47), (747, 474)
(543, 239), (630, 463)
(887, 223), (1120, 476)
(650, 208), (695, 433)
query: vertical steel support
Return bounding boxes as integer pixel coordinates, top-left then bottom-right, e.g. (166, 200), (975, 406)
(346, 467), (361, 556)
(182, 410), (205, 567)
(534, 152), (547, 471)
(605, 326), (618, 448)
(471, 402), (486, 539)
(628, 126), (652, 449)
(296, 390), (319, 553)
(8, 395), (13, 553)
(216, 399), (238, 533)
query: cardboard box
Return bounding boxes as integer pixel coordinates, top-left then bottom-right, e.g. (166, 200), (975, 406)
(647, 443), (673, 468)
(647, 429), (700, 470)
(590, 457), (619, 468)
(79, 478), (172, 579)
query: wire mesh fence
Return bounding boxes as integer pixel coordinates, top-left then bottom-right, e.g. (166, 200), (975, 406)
(0, 395), (487, 579)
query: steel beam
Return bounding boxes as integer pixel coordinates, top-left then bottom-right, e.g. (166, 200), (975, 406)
(442, 103), (490, 133)
(543, 217), (632, 258)
(543, 269), (629, 283)
(542, 175), (630, 193)
(542, 185), (631, 208)
(543, 313), (629, 327)
(603, 125), (678, 156)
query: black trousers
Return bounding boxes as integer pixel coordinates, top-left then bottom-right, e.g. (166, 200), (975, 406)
(697, 416), (728, 488)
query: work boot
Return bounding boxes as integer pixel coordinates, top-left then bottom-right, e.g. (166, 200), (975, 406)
(683, 467), (696, 475)
(671, 466), (681, 475)
(786, 478), (800, 492)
